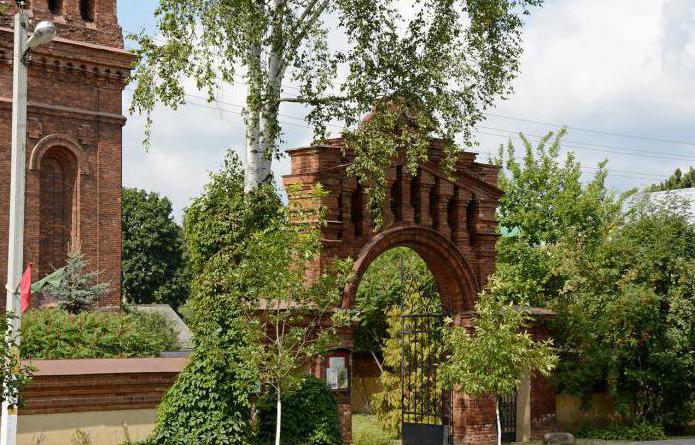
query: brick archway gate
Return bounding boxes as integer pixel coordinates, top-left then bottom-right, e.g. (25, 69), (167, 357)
(283, 138), (556, 444)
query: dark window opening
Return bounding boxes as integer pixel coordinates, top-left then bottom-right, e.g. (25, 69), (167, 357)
(447, 188), (458, 238)
(48, 0), (62, 14)
(466, 198), (478, 241)
(390, 166), (402, 223)
(80, 0), (95, 22)
(351, 185), (364, 238)
(410, 174), (420, 224)
(429, 179), (439, 229)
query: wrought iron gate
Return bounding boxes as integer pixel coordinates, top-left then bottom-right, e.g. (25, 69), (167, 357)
(498, 391), (517, 443)
(400, 266), (451, 445)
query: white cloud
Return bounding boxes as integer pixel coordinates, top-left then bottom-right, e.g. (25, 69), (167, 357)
(122, 0), (695, 220)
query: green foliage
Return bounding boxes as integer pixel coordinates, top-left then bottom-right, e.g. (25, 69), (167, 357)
(494, 133), (695, 430)
(353, 247), (436, 355)
(366, 249), (440, 437)
(552, 197), (695, 430)
(256, 376), (343, 445)
(20, 309), (178, 359)
(648, 166), (695, 192)
(441, 292), (557, 398)
(145, 151), (278, 445)
(494, 130), (627, 306)
(45, 249), (111, 314)
(122, 187), (189, 309)
(130, 0), (543, 221)
(0, 314), (33, 408)
(183, 152), (282, 277)
(352, 415), (395, 445)
(575, 422), (666, 441)
(144, 321), (259, 445)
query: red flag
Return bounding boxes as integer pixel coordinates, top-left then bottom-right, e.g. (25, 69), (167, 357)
(20, 263), (32, 313)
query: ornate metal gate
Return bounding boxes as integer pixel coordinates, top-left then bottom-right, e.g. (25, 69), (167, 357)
(498, 391), (517, 443)
(400, 267), (452, 445)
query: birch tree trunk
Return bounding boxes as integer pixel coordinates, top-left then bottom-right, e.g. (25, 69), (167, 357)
(275, 387), (282, 445)
(496, 398), (501, 445)
(257, 0), (285, 186)
(245, 43), (263, 192)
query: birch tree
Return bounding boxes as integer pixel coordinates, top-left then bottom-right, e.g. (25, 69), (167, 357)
(130, 0), (543, 215)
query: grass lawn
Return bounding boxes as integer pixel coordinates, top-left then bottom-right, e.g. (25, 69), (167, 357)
(353, 414), (399, 445)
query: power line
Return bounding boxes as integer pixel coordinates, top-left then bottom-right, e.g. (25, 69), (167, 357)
(484, 112), (695, 147)
(476, 128), (695, 163)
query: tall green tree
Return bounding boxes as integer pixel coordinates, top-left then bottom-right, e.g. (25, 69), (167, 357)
(493, 132), (695, 430)
(130, 0), (542, 222)
(224, 184), (352, 445)
(145, 152), (281, 445)
(493, 130), (626, 306)
(441, 293), (557, 445)
(122, 187), (189, 309)
(552, 197), (695, 430)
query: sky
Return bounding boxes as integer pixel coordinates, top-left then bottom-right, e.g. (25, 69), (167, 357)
(117, 0), (695, 221)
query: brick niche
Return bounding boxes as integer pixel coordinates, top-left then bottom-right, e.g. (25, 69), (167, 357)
(0, 0), (133, 307)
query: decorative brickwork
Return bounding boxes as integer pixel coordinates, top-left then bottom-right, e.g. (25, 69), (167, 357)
(0, 1), (133, 307)
(284, 139), (557, 444)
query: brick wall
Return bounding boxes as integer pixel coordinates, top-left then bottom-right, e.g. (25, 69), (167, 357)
(19, 358), (185, 415)
(0, 2), (133, 307)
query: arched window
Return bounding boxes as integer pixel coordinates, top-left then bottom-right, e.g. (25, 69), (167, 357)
(39, 148), (77, 275)
(351, 184), (364, 238)
(48, 0), (62, 15)
(80, 0), (94, 22)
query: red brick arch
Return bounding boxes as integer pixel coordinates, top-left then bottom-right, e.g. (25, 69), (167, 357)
(342, 225), (479, 314)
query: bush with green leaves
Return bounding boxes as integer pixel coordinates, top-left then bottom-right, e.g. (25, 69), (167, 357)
(0, 313), (33, 408)
(20, 308), (178, 359)
(575, 422), (666, 441)
(256, 376), (343, 445)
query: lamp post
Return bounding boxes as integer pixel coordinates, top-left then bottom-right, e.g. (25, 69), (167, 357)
(1, 3), (55, 445)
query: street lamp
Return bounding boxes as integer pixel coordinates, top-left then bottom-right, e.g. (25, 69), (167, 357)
(0, 5), (56, 445)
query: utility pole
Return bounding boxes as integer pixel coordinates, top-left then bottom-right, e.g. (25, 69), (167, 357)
(1, 5), (55, 444)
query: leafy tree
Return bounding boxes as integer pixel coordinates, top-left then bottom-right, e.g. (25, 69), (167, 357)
(45, 248), (111, 314)
(441, 292), (557, 445)
(648, 166), (695, 192)
(494, 133), (695, 430)
(225, 184), (352, 445)
(144, 151), (281, 445)
(493, 130), (627, 306)
(552, 197), (695, 430)
(130, 0), (543, 223)
(361, 248), (439, 437)
(122, 187), (189, 309)
(353, 247), (436, 371)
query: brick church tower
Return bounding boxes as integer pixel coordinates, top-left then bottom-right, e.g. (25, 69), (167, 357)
(0, 0), (132, 307)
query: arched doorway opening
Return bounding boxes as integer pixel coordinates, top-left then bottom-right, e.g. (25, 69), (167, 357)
(352, 246), (451, 445)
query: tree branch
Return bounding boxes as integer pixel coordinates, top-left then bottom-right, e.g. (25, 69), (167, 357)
(278, 95), (349, 104)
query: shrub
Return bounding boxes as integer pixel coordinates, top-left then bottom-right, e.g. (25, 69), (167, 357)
(575, 422), (666, 441)
(20, 308), (178, 359)
(45, 248), (111, 314)
(256, 376), (343, 445)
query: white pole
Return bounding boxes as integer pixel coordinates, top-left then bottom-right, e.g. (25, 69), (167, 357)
(1, 10), (28, 445)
